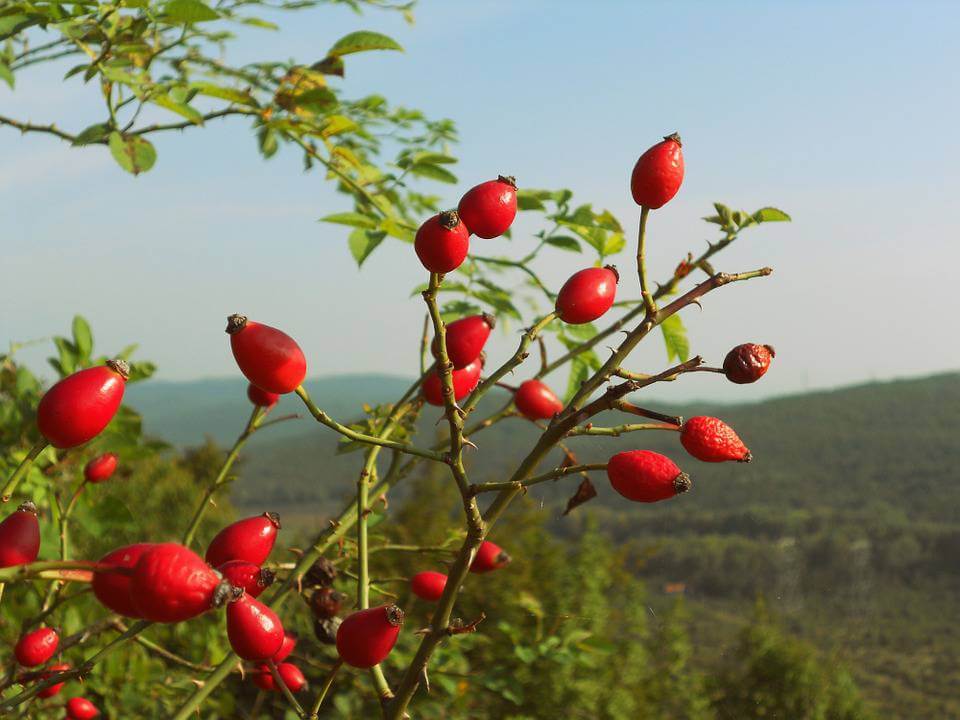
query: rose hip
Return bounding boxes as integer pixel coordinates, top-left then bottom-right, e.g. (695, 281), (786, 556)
(0, 501), (40, 568)
(205, 512), (281, 568)
(469, 540), (510, 574)
(226, 315), (307, 395)
(414, 210), (470, 273)
(36, 360), (129, 449)
(630, 132), (684, 209)
(432, 314), (494, 369)
(336, 604), (404, 668)
(607, 450), (690, 503)
(84, 453), (118, 484)
(723, 343), (775, 384)
(555, 266), (619, 324)
(457, 175), (518, 239)
(514, 380), (564, 420)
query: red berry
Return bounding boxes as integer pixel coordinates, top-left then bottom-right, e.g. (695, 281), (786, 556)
(607, 450), (690, 503)
(410, 571), (447, 602)
(723, 344), (775, 384)
(336, 604), (404, 668)
(555, 266), (619, 324)
(226, 316), (306, 395)
(247, 383), (280, 407)
(273, 632), (297, 663)
(36, 360), (128, 449)
(205, 512), (281, 568)
(414, 210), (470, 273)
(252, 662), (307, 692)
(422, 357), (483, 406)
(35, 662), (69, 698)
(457, 176), (518, 239)
(65, 697), (100, 719)
(514, 380), (564, 420)
(217, 560), (275, 599)
(14, 627), (59, 667)
(630, 132), (684, 209)
(469, 540), (511, 574)
(131, 543), (227, 623)
(0, 501), (40, 568)
(226, 593), (285, 661)
(680, 416), (751, 463)
(92, 543), (154, 618)
(432, 314), (494, 369)
(83, 453), (118, 484)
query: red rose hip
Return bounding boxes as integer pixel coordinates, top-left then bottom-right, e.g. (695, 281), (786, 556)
(252, 662), (307, 692)
(680, 416), (751, 463)
(469, 540), (510, 574)
(14, 627), (59, 667)
(35, 662), (69, 698)
(457, 175), (518, 239)
(631, 132), (684, 209)
(65, 697), (100, 719)
(227, 315), (307, 395)
(555, 266), (619, 324)
(414, 210), (470, 273)
(336, 604), (404, 668)
(92, 543), (154, 617)
(514, 380), (564, 420)
(217, 560), (275, 599)
(247, 383), (280, 407)
(422, 357), (483, 406)
(84, 453), (118, 484)
(410, 571), (447, 602)
(723, 344), (775, 384)
(205, 512), (281, 567)
(432, 314), (494, 369)
(226, 592), (285, 661)
(272, 632), (297, 662)
(131, 543), (228, 623)
(36, 359), (129, 449)
(0, 501), (40, 567)
(607, 450), (690, 503)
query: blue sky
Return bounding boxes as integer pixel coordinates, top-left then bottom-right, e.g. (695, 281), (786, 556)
(2, 0), (957, 402)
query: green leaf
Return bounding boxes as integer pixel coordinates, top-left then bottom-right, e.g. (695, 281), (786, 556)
(409, 163), (457, 184)
(659, 314), (689, 363)
(152, 95), (203, 125)
(108, 132), (156, 175)
(0, 60), (13, 89)
(0, 14), (35, 39)
(71, 316), (93, 360)
(164, 0), (219, 23)
(73, 123), (112, 146)
(190, 82), (257, 107)
(321, 212), (377, 229)
(544, 235), (582, 253)
(565, 356), (591, 403)
(379, 217), (415, 243)
(753, 206), (791, 223)
(258, 127), (278, 158)
(320, 115), (357, 138)
(311, 55), (345, 77)
(348, 229), (385, 267)
(516, 193), (546, 211)
(601, 232), (625, 256)
(328, 31), (403, 58)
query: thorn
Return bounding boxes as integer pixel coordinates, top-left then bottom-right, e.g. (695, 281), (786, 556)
(690, 299), (703, 310)
(414, 626), (432, 636)
(462, 438), (478, 451)
(421, 666), (431, 694)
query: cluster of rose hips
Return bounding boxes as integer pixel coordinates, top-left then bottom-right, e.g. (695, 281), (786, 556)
(0, 131), (778, 712)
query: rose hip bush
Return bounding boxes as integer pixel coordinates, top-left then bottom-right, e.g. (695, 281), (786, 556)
(0, 2), (801, 718)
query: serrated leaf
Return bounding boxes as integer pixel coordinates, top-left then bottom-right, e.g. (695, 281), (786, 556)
(328, 30), (402, 58)
(753, 206), (791, 223)
(0, 61), (13, 89)
(348, 229), (385, 267)
(72, 123), (111, 146)
(321, 212), (377, 229)
(108, 132), (156, 175)
(659, 314), (689, 363)
(544, 235), (582, 253)
(164, 0), (219, 23)
(72, 316), (93, 360)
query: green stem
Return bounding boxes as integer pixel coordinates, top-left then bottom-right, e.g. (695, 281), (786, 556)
(268, 659), (306, 717)
(566, 422), (680, 437)
(468, 463), (607, 494)
(637, 205), (656, 315)
(307, 660), (343, 719)
(1, 440), (48, 503)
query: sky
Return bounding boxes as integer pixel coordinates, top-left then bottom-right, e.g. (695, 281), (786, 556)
(2, 0), (958, 403)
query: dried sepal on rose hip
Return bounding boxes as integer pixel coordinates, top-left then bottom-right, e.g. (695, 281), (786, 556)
(14, 627), (59, 667)
(514, 379), (564, 421)
(336, 604), (404, 668)
(92, 543), (154, 618)
(723, 343), (775, 384)
(36, 359), (129, 449)
(457, 175), (518, 239)
(205, 511), (281, 568)
(226, 591), (285, 661)
(432, 313), (495, 369)
(0, 501), (40, 568)
(84, 453), (118, 484)
(414, 210), (470, 273)
(630, 132), (685, 209)
(469, 540), (511, 574)
(410, 570), (447, 602)
(217, 560), (275, 599)
(555, 266), (619, 325)
(607, 450), (691, 503)
(226, 315), (307, 395)
(421, 356), (483, 406)
(680, 416), (751, 463)
(130, 542), (234, 623)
